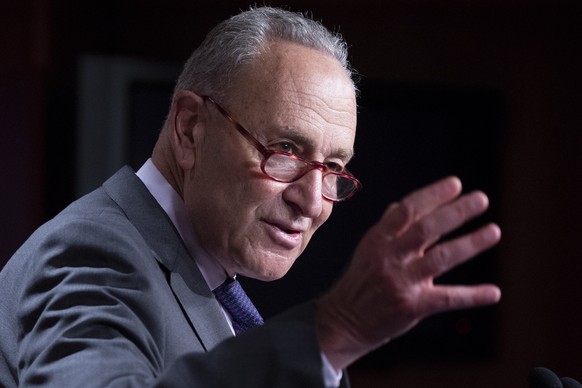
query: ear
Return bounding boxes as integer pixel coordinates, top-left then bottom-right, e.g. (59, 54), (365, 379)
(170, 91), (206, 170)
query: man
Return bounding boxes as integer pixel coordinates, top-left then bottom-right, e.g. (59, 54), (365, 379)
(0, 6), (501, 387)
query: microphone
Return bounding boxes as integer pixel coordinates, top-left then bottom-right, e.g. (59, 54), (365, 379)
(528, 367), (562, 388)
(561, 377), (582, 388)
(528, 367), (582, 388)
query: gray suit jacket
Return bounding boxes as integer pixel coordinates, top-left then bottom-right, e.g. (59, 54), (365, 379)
(0, 167), (346, 387)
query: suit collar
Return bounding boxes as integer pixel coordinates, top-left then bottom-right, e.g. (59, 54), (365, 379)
(102, 166), (233, 350)
(136, 159), (227, 291)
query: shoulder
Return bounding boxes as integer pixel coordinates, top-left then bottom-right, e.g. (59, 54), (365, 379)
(1, 179), (159, 299)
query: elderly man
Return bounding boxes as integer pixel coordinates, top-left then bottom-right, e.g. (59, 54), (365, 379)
(0, 6), (501, 387)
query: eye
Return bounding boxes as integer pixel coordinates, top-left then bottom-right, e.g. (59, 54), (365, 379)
(325, 161), (344, 173)
(272, 141), (296, 154)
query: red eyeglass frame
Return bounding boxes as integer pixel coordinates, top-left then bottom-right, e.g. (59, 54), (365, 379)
(202, 95), (362, 202)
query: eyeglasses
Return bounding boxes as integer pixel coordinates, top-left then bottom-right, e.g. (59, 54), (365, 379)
(202, 96), (362, 202)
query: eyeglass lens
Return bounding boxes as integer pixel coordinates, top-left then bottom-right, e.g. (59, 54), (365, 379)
(264, 153), (357, 201)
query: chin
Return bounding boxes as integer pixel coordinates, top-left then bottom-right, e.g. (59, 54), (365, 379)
(241, 253), (297, 282)
(243, 265), (291, 282)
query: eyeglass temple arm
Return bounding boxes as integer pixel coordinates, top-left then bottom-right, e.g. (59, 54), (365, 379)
(202, 95), (270, 156)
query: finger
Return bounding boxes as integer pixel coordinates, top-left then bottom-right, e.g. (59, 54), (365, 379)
(419, 284), (501, 317)
(421, 284), (501, 316)
(379, 176), (462, 237)
(397, 190), (490, 255)
(379, 203), (408, 237)
(409, 223), (501, 280)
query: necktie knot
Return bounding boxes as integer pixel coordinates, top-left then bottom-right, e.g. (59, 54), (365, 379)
(213, 278), (264, 335)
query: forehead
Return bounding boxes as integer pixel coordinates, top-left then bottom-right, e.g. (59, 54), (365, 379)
(228, 41), (357, 160)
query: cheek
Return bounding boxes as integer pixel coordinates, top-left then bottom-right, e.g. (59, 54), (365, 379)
(214, 178), (284, 242)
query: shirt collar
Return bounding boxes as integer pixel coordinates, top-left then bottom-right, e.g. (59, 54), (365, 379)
(136, 159), (228, 290)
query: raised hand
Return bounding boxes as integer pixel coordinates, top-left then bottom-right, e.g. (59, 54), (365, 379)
(317, 176), (502, 370)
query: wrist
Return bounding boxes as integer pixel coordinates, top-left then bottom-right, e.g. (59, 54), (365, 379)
(315, 293), (379, 370)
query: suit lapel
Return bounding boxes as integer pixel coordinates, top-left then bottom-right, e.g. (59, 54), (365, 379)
(169, 261), (234, 350)
(102, 166), (233, 351)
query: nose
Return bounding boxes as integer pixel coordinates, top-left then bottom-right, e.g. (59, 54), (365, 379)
(282, 168), (324, 218)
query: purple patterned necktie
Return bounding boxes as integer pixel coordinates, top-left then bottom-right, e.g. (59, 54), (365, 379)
(213, 277), (264, 335)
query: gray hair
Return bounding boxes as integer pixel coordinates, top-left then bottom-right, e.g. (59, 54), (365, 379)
(174, 6), (355, 103)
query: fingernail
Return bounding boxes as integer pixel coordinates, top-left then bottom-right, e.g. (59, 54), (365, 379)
(489, 287), (502, 303)
(484, 224), (501, 242)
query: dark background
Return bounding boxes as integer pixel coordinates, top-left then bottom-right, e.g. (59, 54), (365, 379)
(2, 1), (582, 387)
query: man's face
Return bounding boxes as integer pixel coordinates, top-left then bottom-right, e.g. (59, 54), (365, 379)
(183, 41), (357, 281)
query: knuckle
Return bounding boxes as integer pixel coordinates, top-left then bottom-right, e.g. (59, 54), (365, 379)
(413, 220), (432, 243)
(399, 200), (417, 223)
(441, 291), (455, 309)
(451, 200), (468, 221)
(446, 289), (465, 308)
(429, 245), (449, 274)
(380, 201), (414, 237)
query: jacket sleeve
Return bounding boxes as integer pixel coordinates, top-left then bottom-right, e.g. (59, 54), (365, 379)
(155, 303), (328, 388)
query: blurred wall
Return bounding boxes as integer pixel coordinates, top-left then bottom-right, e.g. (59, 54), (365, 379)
(1, 1), (581, 387)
